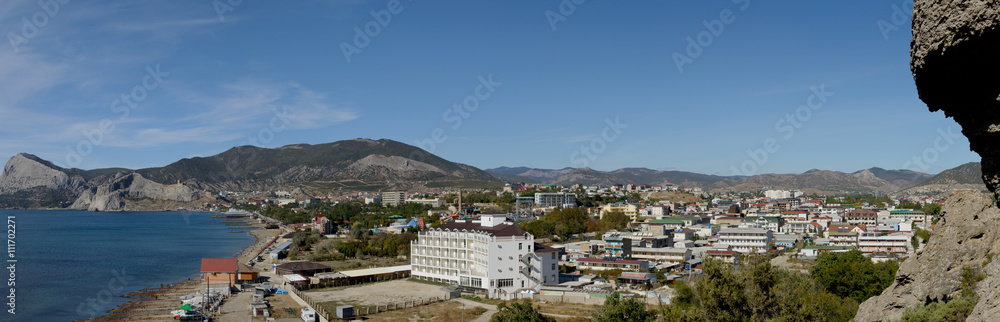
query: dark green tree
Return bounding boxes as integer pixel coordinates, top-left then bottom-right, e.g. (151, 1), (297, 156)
(809, 250), (899, 303)
(600, 211), (630, 231)
(490, 299), (554, 322)
(591, 292), (657, 322)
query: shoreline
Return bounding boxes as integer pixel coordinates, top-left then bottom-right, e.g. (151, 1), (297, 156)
(85, 215), (284, 321)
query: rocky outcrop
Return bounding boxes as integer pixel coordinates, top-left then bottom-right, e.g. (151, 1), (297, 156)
(0, 153), (86, 195)
(855, 190), (1000, 321)
(910, 0), (1000, 200)
(70, 172), (203, 212)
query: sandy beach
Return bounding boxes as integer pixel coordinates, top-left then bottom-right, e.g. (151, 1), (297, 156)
(84, 216), (284, 321)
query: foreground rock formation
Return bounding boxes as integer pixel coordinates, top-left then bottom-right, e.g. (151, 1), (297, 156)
(910, 0), (1000, 201)
(857, 1), (1000, 320)
(855, 190), (1000, 321)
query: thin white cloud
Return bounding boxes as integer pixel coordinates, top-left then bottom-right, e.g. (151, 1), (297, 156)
(98, 79), (359, 147)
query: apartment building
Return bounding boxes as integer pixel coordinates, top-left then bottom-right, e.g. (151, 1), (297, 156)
(405, 198), (446, 207)
(718, 228), (773, 253)
(601, 201), (640, 221)
(845, 209), (878, 226)
(828, 229), (859, 248)
(381, 191), (406, 206)
(631, 247), (691, 267)
(739, 216), (783, 232)
(576, 258), (650, 272)
(410, 215), (559, 298)
(888, 209), (925, 222)
(603, 232), (632, 259)
(533, 192), (577, 208)
(857, 232), (909, 257)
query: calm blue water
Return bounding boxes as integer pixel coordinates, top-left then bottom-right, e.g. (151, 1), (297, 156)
(2, 210), (254, 322)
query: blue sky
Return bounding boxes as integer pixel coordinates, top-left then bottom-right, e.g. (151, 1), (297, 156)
(0, 0), (978, 176)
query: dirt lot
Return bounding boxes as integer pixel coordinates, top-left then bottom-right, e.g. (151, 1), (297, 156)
(305, 280), (451, 314)
(365, 300), (488, 322)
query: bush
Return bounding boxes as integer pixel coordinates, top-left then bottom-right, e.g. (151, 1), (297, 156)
(900, 296), (978, 322)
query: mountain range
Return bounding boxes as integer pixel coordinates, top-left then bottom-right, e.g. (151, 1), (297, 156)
(0, 139), (499, 210)
(484, 166), (942, 194)
(0, 138), (985, 210)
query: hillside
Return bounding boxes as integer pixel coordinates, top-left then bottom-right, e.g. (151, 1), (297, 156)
(0, 138), (501, 209)
(903, 162), (988, 194)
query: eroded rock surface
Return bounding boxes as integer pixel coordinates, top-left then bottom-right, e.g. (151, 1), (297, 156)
(855, 190), (1000, 321)
(910, 0), (1000, 200)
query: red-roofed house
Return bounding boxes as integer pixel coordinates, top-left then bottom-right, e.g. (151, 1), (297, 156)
(201, 258), (239, 285)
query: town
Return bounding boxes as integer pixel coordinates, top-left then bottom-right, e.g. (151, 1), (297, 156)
(178, 182), (944, 321)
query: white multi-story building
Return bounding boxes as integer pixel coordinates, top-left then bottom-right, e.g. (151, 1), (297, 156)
(533, 192), (577, 208)
(410, 215), (559, 299)
(718, 228), (773, 253)
(406, 198), (446, 207)
(381, 191), (406, 206)
(857, 232), (909, 257)
(764, 190), (802, 199)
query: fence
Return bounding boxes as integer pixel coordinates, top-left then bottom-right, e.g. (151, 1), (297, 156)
(290, 287), (447, 320)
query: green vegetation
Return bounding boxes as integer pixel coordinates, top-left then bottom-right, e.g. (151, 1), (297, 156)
(809, 250), (899, 303)
(258, 201), (438, 229)
(519, 207), (594, 240)
(491, 299), (555, 322)
(660, 254), (858, 321)
(900, 265), (985, 322)
(600, 211), (630, 231)
(331, 232), (416, 258)
(590, 293), (657, 322)
(825, 193), (892, 207)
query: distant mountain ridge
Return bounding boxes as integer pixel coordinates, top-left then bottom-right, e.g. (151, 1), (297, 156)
(904, 162), (987, 193)
(486, 166), (936, 193)
(0, 139), (500, 210)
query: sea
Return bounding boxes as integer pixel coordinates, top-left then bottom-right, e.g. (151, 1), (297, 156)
(2, 210), (254, 321)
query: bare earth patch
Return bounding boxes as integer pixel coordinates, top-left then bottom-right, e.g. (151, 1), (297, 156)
(305, 279), (451, 315)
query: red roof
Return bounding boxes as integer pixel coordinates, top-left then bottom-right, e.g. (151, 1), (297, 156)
(201, 258), (238, 273)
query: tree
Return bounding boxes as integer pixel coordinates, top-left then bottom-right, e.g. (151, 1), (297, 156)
(660, 254), (858, 321)
(809, 250), (899, 303)
(591, 292), (657, 322)
(491, 299), (554, 322)
(600, 211), (630, 231)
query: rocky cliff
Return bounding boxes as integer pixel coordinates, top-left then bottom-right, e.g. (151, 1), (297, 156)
(855, 0), (1000, 320)
(910, 0), (1000, 201)
(0, 153), (87, 195)
(855, 190), (1000, 321)
(70, 173), (204, 212)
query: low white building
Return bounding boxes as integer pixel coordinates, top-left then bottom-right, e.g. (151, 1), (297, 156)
(718, 228), (773, 253)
